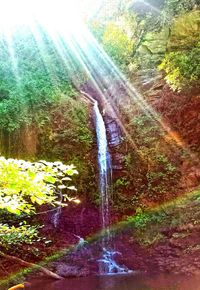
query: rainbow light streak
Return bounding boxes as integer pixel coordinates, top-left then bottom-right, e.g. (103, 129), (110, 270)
(0, 186), (199, 287)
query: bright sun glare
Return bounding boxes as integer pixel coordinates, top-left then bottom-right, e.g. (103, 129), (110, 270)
(0, 0), (102, 33)
(0, 0), (183, 156)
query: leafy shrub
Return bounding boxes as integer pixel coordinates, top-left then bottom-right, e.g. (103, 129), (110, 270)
(0, 223), (40, 249)
(0, 157), (78, 248)
(159, 44), (200, 90)
(101, 23), (134, 68)
(168, 10), (200, 50)
(114, 178), (130, 188)
(127, 211), (166, 228)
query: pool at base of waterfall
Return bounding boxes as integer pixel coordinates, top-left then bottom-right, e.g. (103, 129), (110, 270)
(27, 273), (200, 290)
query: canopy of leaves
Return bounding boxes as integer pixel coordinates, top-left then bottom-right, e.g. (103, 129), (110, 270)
(103, 23), (134, 64)
(0, 157), (78, 248)
(0, 157), (78, 215)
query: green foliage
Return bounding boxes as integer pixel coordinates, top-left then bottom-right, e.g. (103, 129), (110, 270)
(168, 10), (200, 50)
(159, 44), (200, 90)
(113, 113), (180, 210)
(127, 211), (166, 228)
(114, 177), (130, 188)
(0, 156), (77, 248)
(159, 10), (200, 90)
(38, 96), (93, 157)
(0, 223), (40, 249)
(0, 28), (78, 132)
(37, 96), (97, 198)
(125, 188), (200, 246)
(0, 157), (78, 215)
(146, 153), (177, 198)
(92, 22), (134, 68)
(132, 115), (179, 200)
(112, 177), (133, 212)
(131, 114), (162, 145)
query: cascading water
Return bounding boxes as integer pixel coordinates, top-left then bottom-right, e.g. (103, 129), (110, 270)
(94, 101), (111, 237)
(94, 101), (130, 275)
(52, 190), (62, 228)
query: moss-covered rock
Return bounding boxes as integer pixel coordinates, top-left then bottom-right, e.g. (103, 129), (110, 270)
(139, 28), (170, 55)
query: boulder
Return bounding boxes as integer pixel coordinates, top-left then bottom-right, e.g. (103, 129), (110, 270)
(56, 263), (90, 278)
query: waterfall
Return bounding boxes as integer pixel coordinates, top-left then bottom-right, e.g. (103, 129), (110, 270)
(94, 101), (130, 275)
(94, 101), (111, 235)
(52, 190), (62, 228)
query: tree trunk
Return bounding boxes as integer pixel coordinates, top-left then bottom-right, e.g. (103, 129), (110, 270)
(0, 251), (63, 280)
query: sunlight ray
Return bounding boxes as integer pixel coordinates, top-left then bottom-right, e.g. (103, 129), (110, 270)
(0, 0), (199, 287)
(67, 36), (139, 150)
(48, 24), (193, 161)
(30, 24), (61, 89)
(3, 31), (20, 86)
(60, 23), (200, 171)
(78, 26), (197, 155)
(16, 13), (197, 166)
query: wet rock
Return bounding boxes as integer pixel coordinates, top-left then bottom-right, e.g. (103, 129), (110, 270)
(112, 153), (124, 170)
(106, 120), (122, 147)
(56, 263), (90, 277)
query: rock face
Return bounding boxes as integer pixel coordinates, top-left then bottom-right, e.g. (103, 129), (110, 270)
(111, 153), (124, 171)
(139, 28), (169, 55)
(131, 66), (200, 193)
(104, 116), (124, 172)
(106, 119), (122, 148)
